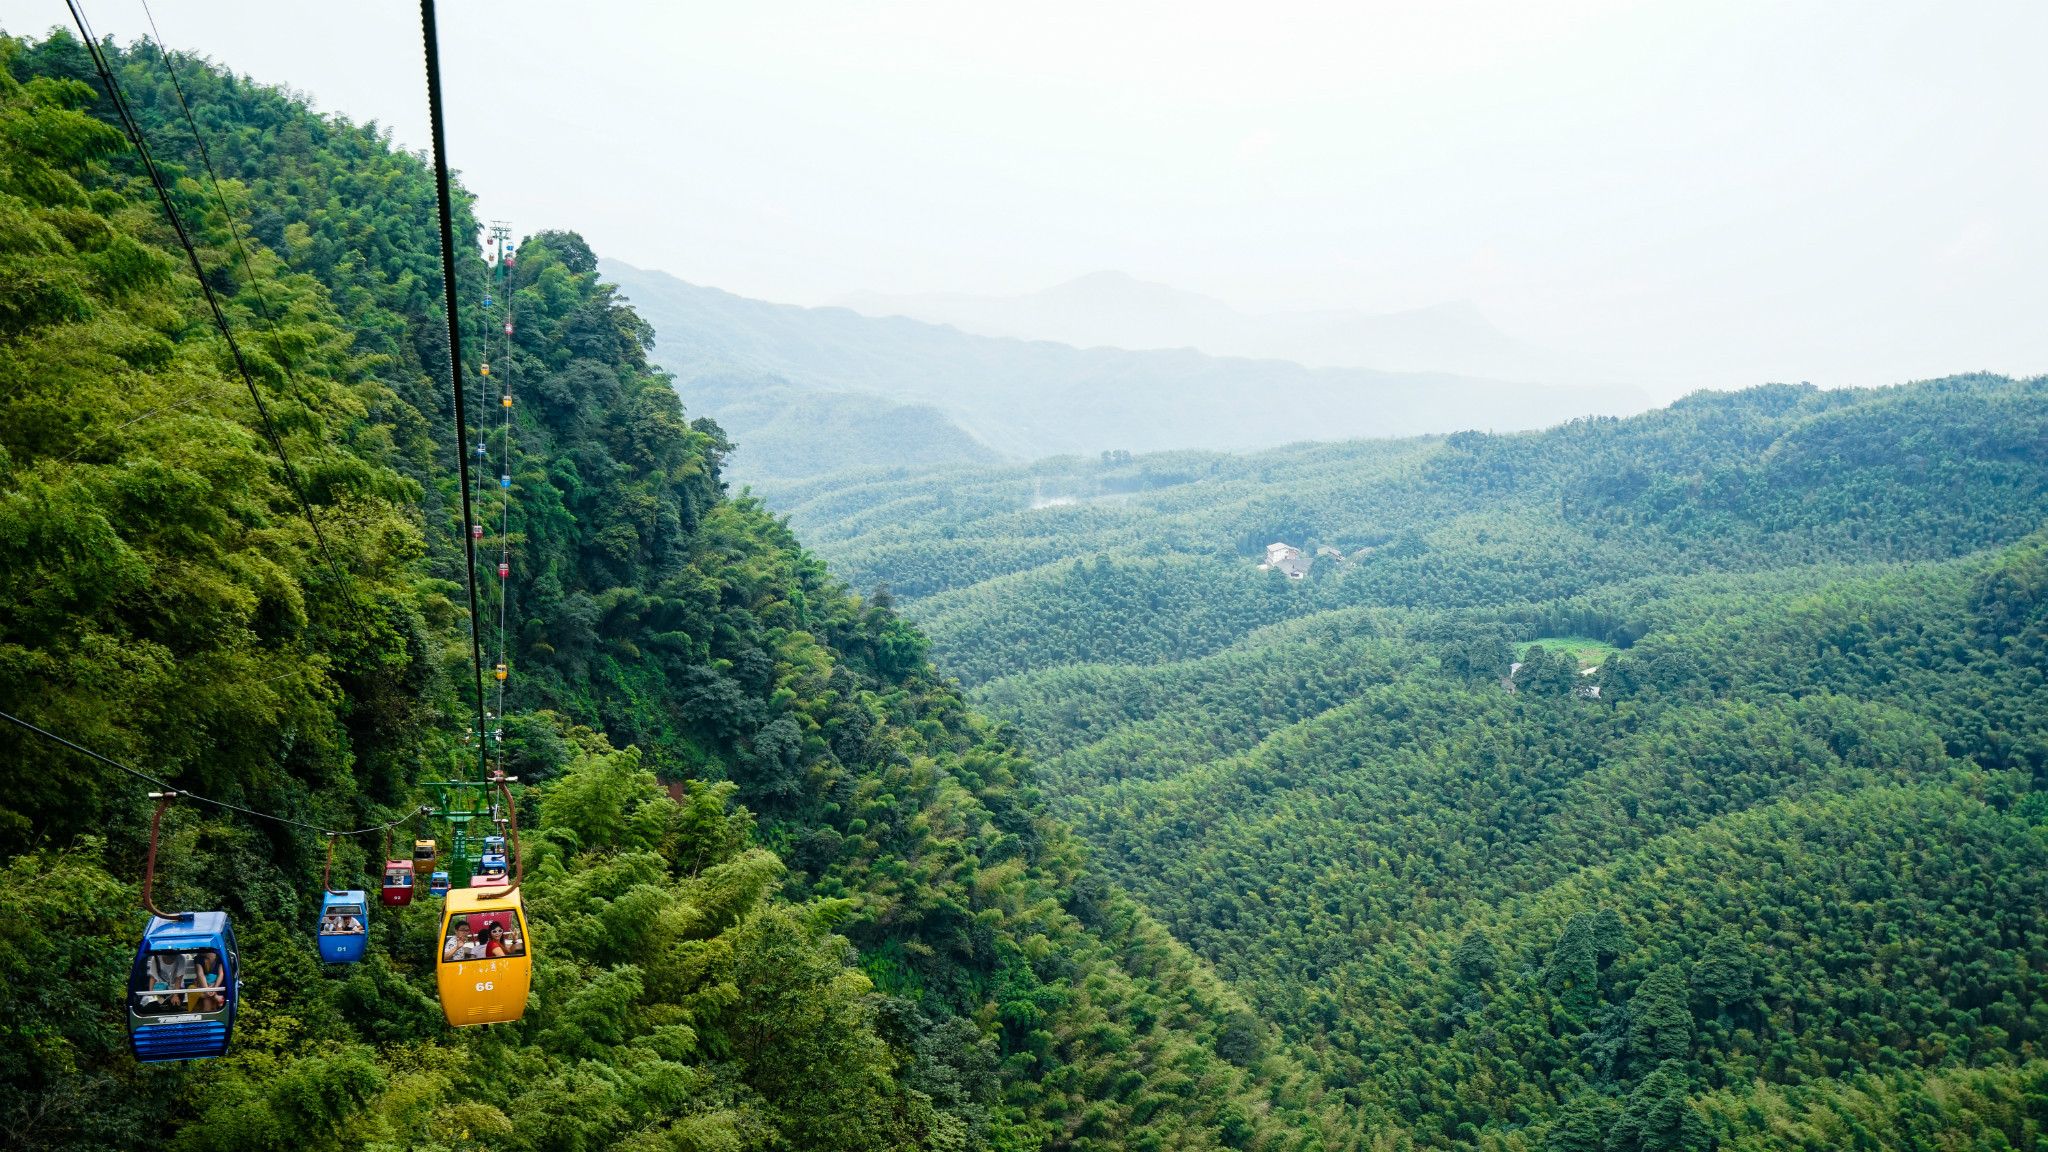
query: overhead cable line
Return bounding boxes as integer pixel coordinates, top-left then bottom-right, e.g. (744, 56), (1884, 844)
(487, 221), (516, 771)
(0, 710), (425, 839)
(419, 0), (491, 758)
(60, 1), (376, 640)
(135, 3), (327, 425)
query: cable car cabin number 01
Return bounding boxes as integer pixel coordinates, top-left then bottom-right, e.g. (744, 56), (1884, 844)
(318, 891), (370, 963)
(437, 888), (530, 1026)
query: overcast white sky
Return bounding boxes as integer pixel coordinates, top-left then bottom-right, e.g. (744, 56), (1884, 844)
(27, 0), (2046, 395)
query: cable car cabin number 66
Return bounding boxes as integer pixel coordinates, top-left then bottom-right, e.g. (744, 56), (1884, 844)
(436, 888), (531, 1026)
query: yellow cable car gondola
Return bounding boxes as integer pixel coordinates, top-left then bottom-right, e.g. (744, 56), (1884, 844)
(436, 887), (529, 1026)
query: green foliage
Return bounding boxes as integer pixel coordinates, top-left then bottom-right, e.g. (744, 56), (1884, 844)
(1608, 1061), (1709, 1152)
(542, 743), (672, 854)
(988, 555), (2048, 1148)
(1541, 1093), (1615, 1152)
(1451, 931), (1499, 986)
(1624, 968), (1690, 1078)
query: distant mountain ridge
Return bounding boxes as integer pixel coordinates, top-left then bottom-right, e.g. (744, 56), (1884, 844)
(600, 261), (1651, 482)
(835, 269), (1611, 384)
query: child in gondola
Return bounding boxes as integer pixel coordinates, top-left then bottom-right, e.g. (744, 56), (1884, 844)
(192, 952), (226, 1013)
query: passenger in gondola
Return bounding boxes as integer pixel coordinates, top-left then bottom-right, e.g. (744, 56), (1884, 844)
(479, 921), (510, 959)
(442, 915), (480, 961)
(145, 954), (184, 1014)
(192, 953), (226, 1012)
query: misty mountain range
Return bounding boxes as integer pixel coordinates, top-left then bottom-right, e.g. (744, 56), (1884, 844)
(836, 270), (1609, 384)
(599, 261), (1651, 483)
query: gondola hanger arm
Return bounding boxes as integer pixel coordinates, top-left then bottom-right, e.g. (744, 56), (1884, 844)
(481, 776), (523, 901)
(322, 833), (344, 896)
(142, 792), (191, 923)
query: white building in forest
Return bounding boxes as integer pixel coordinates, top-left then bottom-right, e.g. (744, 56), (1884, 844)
(1258, 542), (1313, 579)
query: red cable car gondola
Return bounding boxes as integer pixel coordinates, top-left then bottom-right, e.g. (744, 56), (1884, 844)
(382, 859), (415, 907)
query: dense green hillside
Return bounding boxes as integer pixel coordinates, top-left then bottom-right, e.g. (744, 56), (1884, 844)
(0, 31), (1310, 1152)
(764, 376), (2048, 1151)
(1004, 558), (2048, 1135)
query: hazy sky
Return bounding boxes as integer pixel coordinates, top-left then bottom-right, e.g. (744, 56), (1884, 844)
(32, 0), (2046, 395)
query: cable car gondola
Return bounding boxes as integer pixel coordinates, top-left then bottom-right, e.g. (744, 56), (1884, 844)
(383, 857), (415, 906)
(129, 911), (239, 1062)
(429, 871), (451, 897)
(127, 794), (237, 1062)
(471, 849), (509, 889)
(313, 835), (368, 963)
(318, 891), (370, 963)
(414, 838), (437, 866)
(437, 887), (529, 1025)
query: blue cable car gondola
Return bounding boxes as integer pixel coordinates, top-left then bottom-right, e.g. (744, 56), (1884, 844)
(128, 793), (238, 1062)
(318, 891), (370, 963)
(471, 851), (508, 889)
(129, 911), (239, 1062)
(429, 871), (451, 897)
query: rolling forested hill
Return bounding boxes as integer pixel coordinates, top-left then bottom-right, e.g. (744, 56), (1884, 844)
(0, 30), (1317, 1152)
(765, 375), (2048, 1150)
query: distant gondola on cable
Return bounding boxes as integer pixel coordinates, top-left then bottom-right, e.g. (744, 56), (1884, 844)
(472, 852), (509, 888)
(429, 870), (452, 897)
(318, 891), (370, 963)
(414, 838), (437, 867)
(382, 858), (415, 907)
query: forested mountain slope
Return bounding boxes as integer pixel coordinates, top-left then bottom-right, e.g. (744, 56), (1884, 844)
(768, 376), (2048, 1151)
(601, 260), (1649, 478)
(683, 370), (1004, 482)
(0, 31), (1314, 1152)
